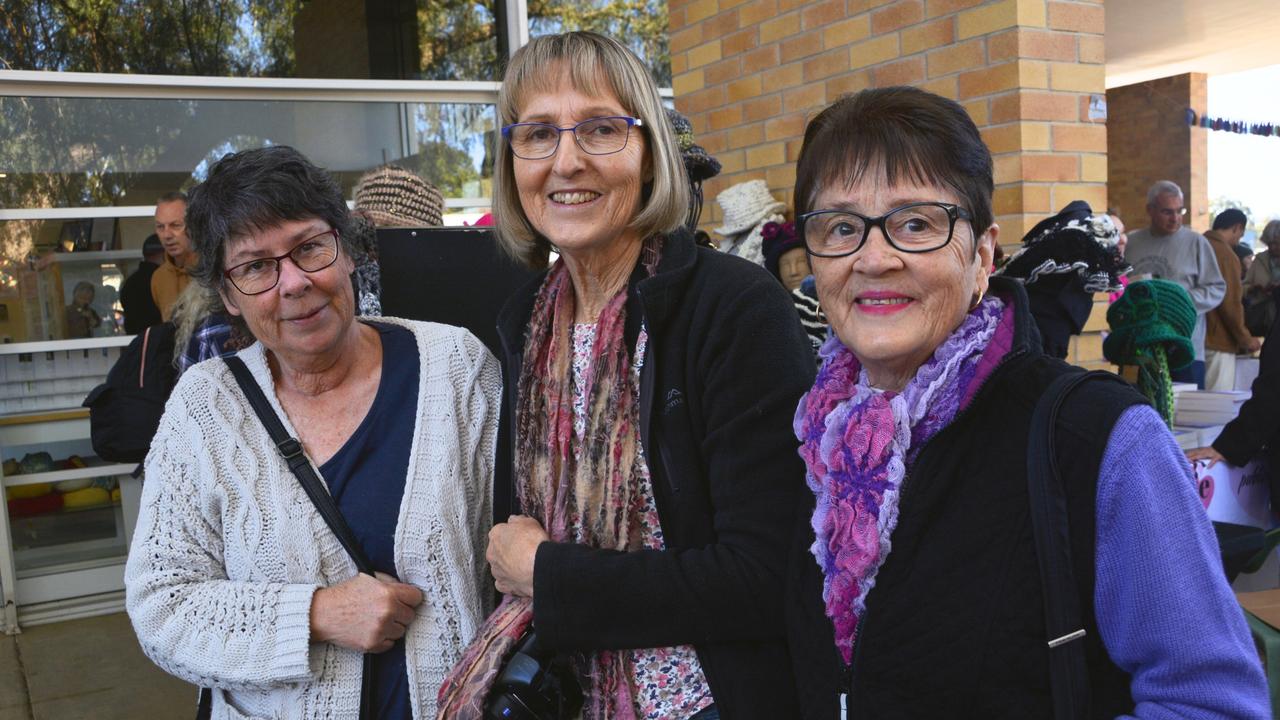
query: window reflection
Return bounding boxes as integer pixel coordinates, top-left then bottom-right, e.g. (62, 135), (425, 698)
(0, 0), (499, 81)
(0, 96), (496, 209)
(527, 0), (672, 87)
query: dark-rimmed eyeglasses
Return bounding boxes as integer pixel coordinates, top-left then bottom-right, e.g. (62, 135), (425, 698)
(501, 116), (643, 160)
(799, 202), (974, 258)
(223, 229), (340, 295)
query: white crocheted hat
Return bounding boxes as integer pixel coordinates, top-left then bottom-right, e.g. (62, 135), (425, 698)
(715, 179), (787, 236)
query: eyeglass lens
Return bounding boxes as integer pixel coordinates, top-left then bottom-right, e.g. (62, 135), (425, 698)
(805, 204), (957, 256)
(228, 231), (338, 294)
(509, 117), (634, 159)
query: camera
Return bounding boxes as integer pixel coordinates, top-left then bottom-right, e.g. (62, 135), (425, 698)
(484, 630), (583, 720)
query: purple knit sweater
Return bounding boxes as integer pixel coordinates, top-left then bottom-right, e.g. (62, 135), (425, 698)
(1097, 404), (1268, 718)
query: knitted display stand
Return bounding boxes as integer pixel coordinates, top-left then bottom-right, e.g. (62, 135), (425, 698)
(353, 165), (445, 227)
(1103, 279), (1196, 427)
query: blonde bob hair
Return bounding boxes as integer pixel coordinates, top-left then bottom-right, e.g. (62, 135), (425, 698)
(493, 31), (690, 267)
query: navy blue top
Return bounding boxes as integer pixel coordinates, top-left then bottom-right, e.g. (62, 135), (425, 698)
(319, 322), (419, 720)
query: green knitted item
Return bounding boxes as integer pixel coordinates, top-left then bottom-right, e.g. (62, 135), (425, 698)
(1104, 279), (1196, 427)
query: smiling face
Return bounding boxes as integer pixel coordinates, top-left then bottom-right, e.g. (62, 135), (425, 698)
(218, 217), (356, 365)
(809, 176), (996, 390)
(512, 75), (649, 260)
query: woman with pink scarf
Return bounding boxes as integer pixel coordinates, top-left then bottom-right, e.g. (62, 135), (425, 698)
(784, 87), (1266, 719)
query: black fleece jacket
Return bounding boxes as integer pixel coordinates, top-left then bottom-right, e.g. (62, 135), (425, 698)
(1213, 307), (1280, 492)
(493, 228), (817, 718)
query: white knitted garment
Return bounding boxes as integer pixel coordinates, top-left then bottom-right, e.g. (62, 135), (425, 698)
(719, 214), (785, 268)
(125, 318), (500, 720)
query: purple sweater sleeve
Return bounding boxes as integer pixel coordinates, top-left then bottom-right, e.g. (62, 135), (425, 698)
(1095, 404), (1269, 719)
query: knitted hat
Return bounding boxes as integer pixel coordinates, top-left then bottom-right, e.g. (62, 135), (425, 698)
(715, 180), (786, 236)
(998, 200), (1131, 293)
(1103, 279), (1195, 372)
(762, 221), (804, 279)
(352, 165), (444, 227)
(665, 108), (721, 183)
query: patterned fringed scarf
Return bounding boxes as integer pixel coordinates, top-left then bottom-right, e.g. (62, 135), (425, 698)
(438, 239), (661, 720)
(793, 295), (1010, 664)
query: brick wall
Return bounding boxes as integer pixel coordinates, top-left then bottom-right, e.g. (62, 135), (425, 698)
(669, 0), (1109, 246)
(1106, 73), (1210, 235)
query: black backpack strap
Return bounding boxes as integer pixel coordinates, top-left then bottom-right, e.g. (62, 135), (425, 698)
(223, 354), (375, 719)
(224, 355), (373, 575)
(1028, 370), (1129, 720)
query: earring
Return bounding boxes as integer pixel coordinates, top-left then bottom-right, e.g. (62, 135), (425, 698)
(969, 288), (985, 311)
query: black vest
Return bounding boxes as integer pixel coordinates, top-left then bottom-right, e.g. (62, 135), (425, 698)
(788, 278), (1147, 719)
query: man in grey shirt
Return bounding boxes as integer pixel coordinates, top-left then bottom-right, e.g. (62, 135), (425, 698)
(1124, 180), (1227, 387)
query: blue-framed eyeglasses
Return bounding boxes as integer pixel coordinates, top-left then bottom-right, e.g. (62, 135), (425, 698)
(799, 202), (974, 257)
(501, 116), (643, 160)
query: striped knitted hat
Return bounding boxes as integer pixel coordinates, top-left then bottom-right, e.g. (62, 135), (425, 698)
(352, 165), (444, 227)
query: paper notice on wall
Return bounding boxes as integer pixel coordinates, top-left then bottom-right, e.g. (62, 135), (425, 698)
(1088, 94), (1107, 122)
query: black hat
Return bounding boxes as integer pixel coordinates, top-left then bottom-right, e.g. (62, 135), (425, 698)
(999, 200), (1131, 293)
(141, 234), (164, 256)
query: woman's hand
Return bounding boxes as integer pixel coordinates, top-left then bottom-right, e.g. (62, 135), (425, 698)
(1186, 446), (1226, 467)
(310, 572), (423, 653)
(487, 515), (549, 598)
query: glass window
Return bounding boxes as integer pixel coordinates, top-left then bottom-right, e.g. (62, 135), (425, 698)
(0, 96), (496, 209)
(0, 0), (500, 81)
(527, 0), (672, 87)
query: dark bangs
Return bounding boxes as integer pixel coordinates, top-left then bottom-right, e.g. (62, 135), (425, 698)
(795, 87), (994, 240)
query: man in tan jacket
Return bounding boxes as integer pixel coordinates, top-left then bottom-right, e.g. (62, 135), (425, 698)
(1204, 208), (1261, 390)
(150, 191), (193, 321)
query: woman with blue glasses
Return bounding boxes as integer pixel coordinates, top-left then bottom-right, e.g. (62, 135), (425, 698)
(439, 31), (815, 720)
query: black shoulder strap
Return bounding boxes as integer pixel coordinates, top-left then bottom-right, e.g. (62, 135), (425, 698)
(223, 354), (375, 576)
(1028, 369), (1130, 720)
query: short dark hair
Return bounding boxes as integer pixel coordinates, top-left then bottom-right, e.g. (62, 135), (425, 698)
(794, 86), (994, 253)
(1211, 207), (1248, 231)
(185, 146), (354, 290)
(156, 191), (187, 206)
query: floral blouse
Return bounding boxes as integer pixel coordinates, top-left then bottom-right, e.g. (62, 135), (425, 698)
(570, 323), (714, 720)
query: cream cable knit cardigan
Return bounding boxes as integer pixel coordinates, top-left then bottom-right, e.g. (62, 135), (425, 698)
(125, 318), (500, 720)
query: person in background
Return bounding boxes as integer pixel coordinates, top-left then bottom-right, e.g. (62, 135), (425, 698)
(996, 201), (1130, 359)
(1106, 207), (1128, 256)
(125, 146), (500, 719)
(762, 220), (827, 361)
(784, 86), (1267, 719)
(1188, 306), (1280, 502)
(1123, 181), (1226, 388)
(1234, 241), (1255, 279)
(439, 31), (814, 719)
(1244, 219), (1280, 304)
(120, 234), (165, 333)
(151, 191), (196, 321)
(64, 281), (101, 339)
(350, 165), (446, 317)
(1203, 208), (1261, 391)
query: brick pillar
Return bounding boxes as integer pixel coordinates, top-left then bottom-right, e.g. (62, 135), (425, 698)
(668, 0), (1108, 245)
(1106, 73), (1210, 234)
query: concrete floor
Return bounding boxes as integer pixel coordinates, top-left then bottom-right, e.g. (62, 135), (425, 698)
(0, 613), (196, 720)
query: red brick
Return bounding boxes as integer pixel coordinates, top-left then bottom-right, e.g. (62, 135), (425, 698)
(826, 70), (873, 98)
(874, 57), (926, 86)
(901, 16), (955, 55)
(729, 122), (765, 148)
(989, 92), (1021, 123)
(742, 45), (781, 74)
(709, 105), (744, 130)
(704, 57), (740, 86)
(1047, 1), (1104, 34)
(958, 62), (1019, 99)
(1077, 35), (1104, 64)
(671, 26), (702, 55)
(762, 62), (803, 89)
(804, 47), (851, 82)
(1021, 29), (1078, 61)
(924, 0), (984, 19)
(802, 0), (847, 30)
(1022, 153), (1080, 181)
(872, 0), (925, 34)
(723, 28), (758, 57)
(682, 85), (727, 115)
(743, 94), (783, 122)
(739, 0), (779, 27)
(784, 82), (827, 112)
(1052, 123), (1106, 152)
(986, 29), (1019, 63)
(927, 39), (984, 77)
(765, 112), (807, 141)
(1020, 91), (1079, 121)
(702, 10), (740, 40)
(781, 29), (825, 64)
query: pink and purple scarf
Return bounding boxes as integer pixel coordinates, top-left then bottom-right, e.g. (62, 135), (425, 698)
(794, 295), (1013, 663)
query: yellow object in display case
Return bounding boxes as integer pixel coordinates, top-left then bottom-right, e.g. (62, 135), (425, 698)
(60, 486), (110, 509)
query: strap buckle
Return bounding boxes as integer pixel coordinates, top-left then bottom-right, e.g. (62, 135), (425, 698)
(1047, 628), (1086, 649)
(276, 437), (305, 460)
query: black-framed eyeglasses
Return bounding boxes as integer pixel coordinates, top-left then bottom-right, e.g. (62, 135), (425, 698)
(799, 202), (974, 258)
(223, 229), (340, 295)
(501, 116), (643, 160)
